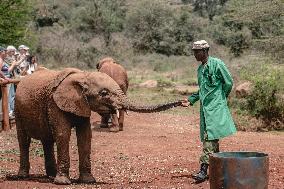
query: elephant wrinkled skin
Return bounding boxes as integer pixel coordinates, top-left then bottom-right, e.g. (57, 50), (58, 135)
(15, 68), (182, 185)
(97, 57), (129, 132)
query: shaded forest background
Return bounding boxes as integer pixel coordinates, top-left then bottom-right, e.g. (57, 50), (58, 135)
(0, 0), (283, 130)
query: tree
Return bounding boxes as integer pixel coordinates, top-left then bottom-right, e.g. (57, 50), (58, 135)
(125, 0), (200, 56)
(192, 0), (228, 20)
(72, 0), (126, 46)
(0, 0), (32, 46)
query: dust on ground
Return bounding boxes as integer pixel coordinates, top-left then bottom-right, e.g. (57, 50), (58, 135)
(0, 112), (283, 189)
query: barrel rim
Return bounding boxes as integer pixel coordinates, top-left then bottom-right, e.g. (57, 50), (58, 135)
(211, 151), (268, 159)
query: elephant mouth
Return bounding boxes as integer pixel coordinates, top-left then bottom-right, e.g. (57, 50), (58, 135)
(97, 103), (121, 114)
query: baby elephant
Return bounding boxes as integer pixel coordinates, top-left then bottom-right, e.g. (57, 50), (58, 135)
(96, 57), (128, 132)
(15, 68), (182, 184)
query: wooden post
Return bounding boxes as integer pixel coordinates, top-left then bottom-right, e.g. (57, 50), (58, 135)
(1, 85), (10, 131)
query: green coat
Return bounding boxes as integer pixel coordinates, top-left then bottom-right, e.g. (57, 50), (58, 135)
(188, 56), (236, 142)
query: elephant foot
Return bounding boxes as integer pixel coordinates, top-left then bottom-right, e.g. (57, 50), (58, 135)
(99, 123), (109, 128)
(46, 168), (57, 177)
(54, 174), (71, 185)
(109, 125), (119, 132)
(18, 170), (29, 178)
(119, 124), (123, 131)
(78, 173), (96, 183)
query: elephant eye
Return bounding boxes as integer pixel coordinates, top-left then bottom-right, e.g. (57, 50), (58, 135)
(99, 89), (109, 97)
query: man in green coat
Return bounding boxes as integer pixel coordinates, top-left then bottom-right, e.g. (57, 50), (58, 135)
(181, 40), (236, 183)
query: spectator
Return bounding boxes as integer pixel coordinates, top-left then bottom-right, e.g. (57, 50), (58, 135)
(0, 47), (12, 118)
(5, 46), (20, 118)
(22, 55), (38, 75)
(0, 47), (10, 80)
(18, 45), (30, 73)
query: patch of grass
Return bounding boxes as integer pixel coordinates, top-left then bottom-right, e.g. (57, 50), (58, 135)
(0, 149), (19, 155)
(31, 147), (44, 157)
(0, 157), (17, 162)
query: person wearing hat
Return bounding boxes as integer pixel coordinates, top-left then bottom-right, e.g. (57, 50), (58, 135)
(5, 45), (22, 118)
(18, 45), (30, 73)
(0, 47), (11, 81)
(181, 40), (236, 183)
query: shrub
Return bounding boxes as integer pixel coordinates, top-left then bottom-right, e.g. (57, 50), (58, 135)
(125, 0), (200, 56)
(245, 69), (284, 130)
(71, 0), (126, 46)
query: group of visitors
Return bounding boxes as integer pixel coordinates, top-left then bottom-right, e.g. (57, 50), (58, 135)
(0, 45), (38, 119)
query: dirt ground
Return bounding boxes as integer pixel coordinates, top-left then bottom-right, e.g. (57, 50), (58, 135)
(0, 112), (283, 189)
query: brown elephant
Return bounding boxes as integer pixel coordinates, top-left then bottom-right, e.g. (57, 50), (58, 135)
(15, 68), (182, 185)
(96, 57), (128, 132)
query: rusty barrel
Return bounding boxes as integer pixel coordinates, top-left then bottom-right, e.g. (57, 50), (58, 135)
(209, 152), (269, 189)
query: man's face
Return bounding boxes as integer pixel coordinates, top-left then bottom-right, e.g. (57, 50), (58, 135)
(193, 49), (206, 62)
(7, 50), (15, 57)
(20, 49), (27, 55)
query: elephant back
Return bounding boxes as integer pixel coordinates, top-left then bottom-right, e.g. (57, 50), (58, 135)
(98, 62), (128, 94)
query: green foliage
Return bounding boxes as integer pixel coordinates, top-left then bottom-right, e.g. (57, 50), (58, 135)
(125, 0), (200, 56)
(192, 0), (228, 20)
(243, 66), (284, 130)
(0, 0), (32, 46)
(211, 0), (284, 57)
(72, 0), (126, 46)
(76, 47), (102, 68)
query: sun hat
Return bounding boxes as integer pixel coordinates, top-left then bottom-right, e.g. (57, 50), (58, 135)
(7, 45), (17, 51)
(192, 40), (210, 50)
(18, 45), (29, 50)
(0, 46), (6, 52)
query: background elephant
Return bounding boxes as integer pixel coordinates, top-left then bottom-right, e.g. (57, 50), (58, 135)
(15, 68), (182, 185)
(96, 57), (128, 132)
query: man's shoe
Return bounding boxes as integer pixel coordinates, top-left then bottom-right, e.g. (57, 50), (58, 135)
(192, 163), (209, 183)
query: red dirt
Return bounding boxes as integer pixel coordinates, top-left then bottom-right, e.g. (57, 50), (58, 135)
(0, 112), (283, 189)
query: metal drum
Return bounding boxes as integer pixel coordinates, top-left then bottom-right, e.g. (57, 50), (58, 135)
(209, 152), (269, 189)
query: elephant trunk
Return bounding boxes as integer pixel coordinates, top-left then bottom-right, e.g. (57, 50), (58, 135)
(122, 100), (183, 113)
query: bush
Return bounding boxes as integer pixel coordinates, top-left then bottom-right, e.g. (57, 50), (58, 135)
(125, 0), (201, 56)
(211, 0), (283, 58)
(71, 0), (126, 46)
(245, 70), (284, 130)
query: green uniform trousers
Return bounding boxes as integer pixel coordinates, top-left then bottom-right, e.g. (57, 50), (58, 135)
(199, 136), (219, 164)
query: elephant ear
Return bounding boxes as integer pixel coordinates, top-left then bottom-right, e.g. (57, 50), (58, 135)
(48, 68), (82, 89)
(52, 71), (91, 117)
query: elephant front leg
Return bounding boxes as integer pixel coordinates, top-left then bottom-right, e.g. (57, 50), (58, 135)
(54, 127), (72, 185)
(42, 140), (57, 177)
(17, 130), (31, 178)
(109, 113), (119, 132)
(76, 120), (96, 183)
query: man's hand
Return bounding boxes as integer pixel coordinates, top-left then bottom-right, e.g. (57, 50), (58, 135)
(181, 99), (190, 107)
(0, 78), (9, 84)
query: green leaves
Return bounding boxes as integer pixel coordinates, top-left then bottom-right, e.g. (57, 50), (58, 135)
(72, 0), (126, 46)
(125, 0), (200, 56)
(0, 0), (32, 46)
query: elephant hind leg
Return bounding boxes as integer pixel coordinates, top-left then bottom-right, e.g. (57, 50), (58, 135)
(99, 113), (110, 128)
(109, 113), (119, 132)
(42, 140), (57, 177)
(16, 127), (31, 178)
(118, 110), (125, 131)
